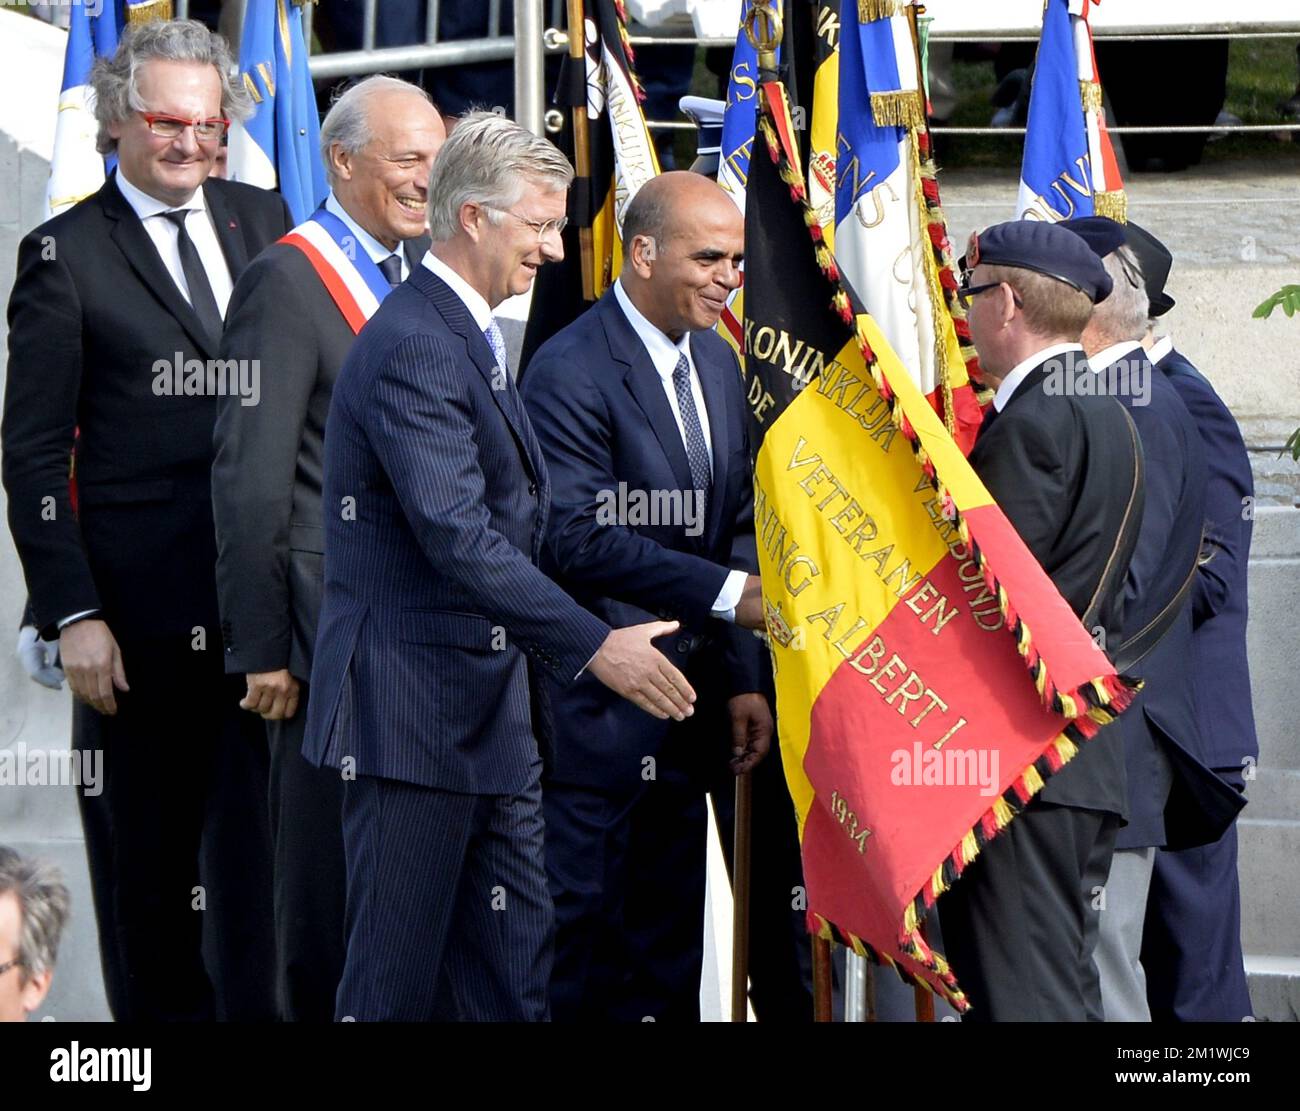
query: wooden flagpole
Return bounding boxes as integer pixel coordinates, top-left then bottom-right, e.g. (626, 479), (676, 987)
(566, 0), (596, 300)
(731, 771), (753, 1021)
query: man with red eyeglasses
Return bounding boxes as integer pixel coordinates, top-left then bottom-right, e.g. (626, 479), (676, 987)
(2, 20), (290, 1021)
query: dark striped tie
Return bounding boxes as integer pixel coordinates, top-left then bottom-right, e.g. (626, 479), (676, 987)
(671, 353), (712, 515)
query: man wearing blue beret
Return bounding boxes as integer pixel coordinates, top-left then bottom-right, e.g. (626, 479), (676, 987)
(940, 219), (1144, 1021)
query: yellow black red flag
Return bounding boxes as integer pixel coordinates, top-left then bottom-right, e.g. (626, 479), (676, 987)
(745, 76), (1135, 1010)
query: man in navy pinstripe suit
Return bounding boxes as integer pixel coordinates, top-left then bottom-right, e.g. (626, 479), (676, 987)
(301, 112), (698, 1022)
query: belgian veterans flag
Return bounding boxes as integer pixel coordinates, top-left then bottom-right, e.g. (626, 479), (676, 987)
(1018, 0), (1126, 222)
(746, 78), (1136, 1009)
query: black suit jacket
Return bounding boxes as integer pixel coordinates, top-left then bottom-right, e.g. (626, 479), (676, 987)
(211, 232), (428, 681)
(967, 351), (1143, 817)
(522, 290), (766, 791)
(3, 173), (290, 642)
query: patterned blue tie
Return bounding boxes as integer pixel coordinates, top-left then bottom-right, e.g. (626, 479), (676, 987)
(672, 352), (712, 515)
(484, 318), (509, 381)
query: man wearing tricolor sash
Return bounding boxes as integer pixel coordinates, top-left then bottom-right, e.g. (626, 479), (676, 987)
(211, 76), (445, 1022)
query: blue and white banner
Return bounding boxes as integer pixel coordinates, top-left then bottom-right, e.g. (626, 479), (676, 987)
(45, 0), (124, 218)
(226, 0), (327, 224)
(717, 0), (777, 214)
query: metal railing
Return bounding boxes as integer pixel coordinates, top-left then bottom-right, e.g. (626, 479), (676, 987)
(171, 1), (1299, 141)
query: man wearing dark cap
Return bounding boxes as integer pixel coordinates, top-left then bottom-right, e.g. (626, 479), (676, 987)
(1064, 215), (1241, 1022)
(1130, 224), (1257, 1022)
(942, 220), (1143, 1021)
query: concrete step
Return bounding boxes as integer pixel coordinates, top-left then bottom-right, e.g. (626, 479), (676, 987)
(1245, 957), (1300, 1021)
(1238, 817), (1300, 959)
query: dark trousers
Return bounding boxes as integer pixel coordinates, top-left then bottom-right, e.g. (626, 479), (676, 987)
(1141, 770), (1253, 1021)
(939, 800), (1119, 1022)
(335, 766), (553, 1021)
(545, 708), (713, 1022)
(266, 681), (347, 1022)
(73, 637), (275, 1021)
(546, 697), (813, 1022)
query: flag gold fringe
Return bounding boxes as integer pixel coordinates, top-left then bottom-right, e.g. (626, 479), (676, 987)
(125, 0), (172, 24)
(870, 90), (926, 130)
(909, 134), (957, 439)
(1079, 79), (1104, 114)
(758, 79), (1142, 1016)
(1094, 189), (1128, 222)
(858, 0), (900, 21)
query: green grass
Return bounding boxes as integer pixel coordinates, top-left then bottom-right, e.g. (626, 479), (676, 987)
(942, 36), (1300, 170)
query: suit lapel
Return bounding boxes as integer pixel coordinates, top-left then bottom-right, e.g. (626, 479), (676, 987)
(600, 295), (696, 495)
(411, 266), (541, 484)
(101, 175), (218, 357)
(204, 180), (250, 284)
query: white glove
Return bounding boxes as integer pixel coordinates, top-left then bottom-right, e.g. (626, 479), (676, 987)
(17, 625), (65, 690)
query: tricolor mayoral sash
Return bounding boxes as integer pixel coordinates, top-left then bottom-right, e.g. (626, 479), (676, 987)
(280, 208), (395, 333)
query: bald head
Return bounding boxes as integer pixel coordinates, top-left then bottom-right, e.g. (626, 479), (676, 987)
(620, 172), (743, 339)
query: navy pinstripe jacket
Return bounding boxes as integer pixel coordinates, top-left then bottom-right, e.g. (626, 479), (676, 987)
(302, 264), (611, 794)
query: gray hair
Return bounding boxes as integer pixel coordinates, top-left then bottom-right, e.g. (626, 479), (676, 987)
(91, 19), (250, 156)
(0, 847), (70, 984)
(320, 75), (435, 186)
(1093, 245), (1151, 343)
(425, 109), (574, 243)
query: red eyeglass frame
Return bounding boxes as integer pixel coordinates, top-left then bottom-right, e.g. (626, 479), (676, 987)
(138, 111), (231, 140)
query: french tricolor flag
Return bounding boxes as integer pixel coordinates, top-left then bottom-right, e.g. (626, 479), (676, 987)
(1018, 0), (1126, 222)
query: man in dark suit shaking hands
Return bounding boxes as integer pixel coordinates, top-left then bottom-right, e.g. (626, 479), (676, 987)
(302, 111), (697, 1022)
(2, 20), (290, 1020)
(522, 172), (769, 1020)
(212, 75), (445, 1022)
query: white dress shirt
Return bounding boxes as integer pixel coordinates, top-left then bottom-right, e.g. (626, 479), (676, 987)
(115, 169), (234, 317)
(421, 250), (494, 332)
(1088, 339), (1143, 372)
(326, 191), (408, 281)
(993, 342), (1086, 411)
(1147, 334), (1174, 365)
(612, 280), (746, 621)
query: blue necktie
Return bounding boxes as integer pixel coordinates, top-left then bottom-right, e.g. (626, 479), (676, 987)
(484, 318), (509, 379)
(672, 352), (712, 514)
(378, 253), (402, 287)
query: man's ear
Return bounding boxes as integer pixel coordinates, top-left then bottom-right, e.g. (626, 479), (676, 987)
(460, 202), (484, 243)
(329, 143), (353, 184)
(629, 234), (657, 278)
(999, 282), (1018, 325)
(20, 969), (52, 1018)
